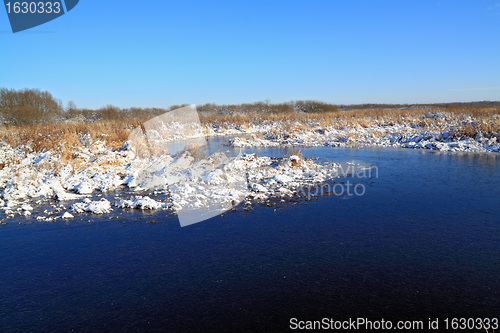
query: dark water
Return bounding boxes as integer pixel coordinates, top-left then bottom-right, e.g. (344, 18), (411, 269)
(1, 146), (499, 332)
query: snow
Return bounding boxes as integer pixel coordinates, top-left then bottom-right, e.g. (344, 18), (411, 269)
(116, 196), (165, 210)
(273, 174), (294, 183)
(21, 204), (33, 211)
(62, 212), (74, 219)
(252, 183), (268, 192)
(73, 182), (93, 194)
(227, 114), (500, 153)
(71, 198), (113, 214)
(0, 138), (342, 220)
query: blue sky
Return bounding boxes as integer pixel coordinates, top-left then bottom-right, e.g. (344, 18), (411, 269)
(1, 0), (500, 109)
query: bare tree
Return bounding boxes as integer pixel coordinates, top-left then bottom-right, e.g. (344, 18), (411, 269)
(0, 88), (62, 125)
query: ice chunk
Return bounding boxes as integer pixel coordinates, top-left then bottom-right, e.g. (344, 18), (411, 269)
(71, 198), (112, 214)
(21, 204), (33, 211)
(73, 182), (93, 194)
(252, 183), (268, 192)
(273, 174), (294, 183)
(116, 196), (164, 210)
(62, 212), (74, 219)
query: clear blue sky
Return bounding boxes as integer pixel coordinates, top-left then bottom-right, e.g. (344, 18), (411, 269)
(1, 0), (500, 109)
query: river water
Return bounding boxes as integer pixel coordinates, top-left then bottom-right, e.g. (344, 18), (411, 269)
(1, 144), (499, 332)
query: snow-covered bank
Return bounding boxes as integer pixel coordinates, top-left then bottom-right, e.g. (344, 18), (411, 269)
(224, 113), (500, 152)
(0, 139), (347, 221)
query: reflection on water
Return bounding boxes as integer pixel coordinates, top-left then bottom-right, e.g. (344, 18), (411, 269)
(0, 145), (499, 332)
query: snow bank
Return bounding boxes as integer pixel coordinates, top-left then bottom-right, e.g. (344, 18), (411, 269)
(228, 114), (500, 153)
(0, 137), (344, 221)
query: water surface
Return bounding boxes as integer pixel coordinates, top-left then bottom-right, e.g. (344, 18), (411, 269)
(1, 146), (499, 332)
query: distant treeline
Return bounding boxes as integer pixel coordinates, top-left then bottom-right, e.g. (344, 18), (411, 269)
(1, 88), (499, 126)
(337, 101), (500, 111)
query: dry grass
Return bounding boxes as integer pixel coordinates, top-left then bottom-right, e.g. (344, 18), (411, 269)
(287, 148), (304, 159)
(177, 141), (208, 161)
(0, 120), (141, 153)
(201, 106), (500, 130)
(1, 107), (499, 154)
(283, 148), (304, 167)
(452, 118), (500, 139)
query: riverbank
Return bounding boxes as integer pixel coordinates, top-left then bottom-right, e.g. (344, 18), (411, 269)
(1, 107), (499, 221)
